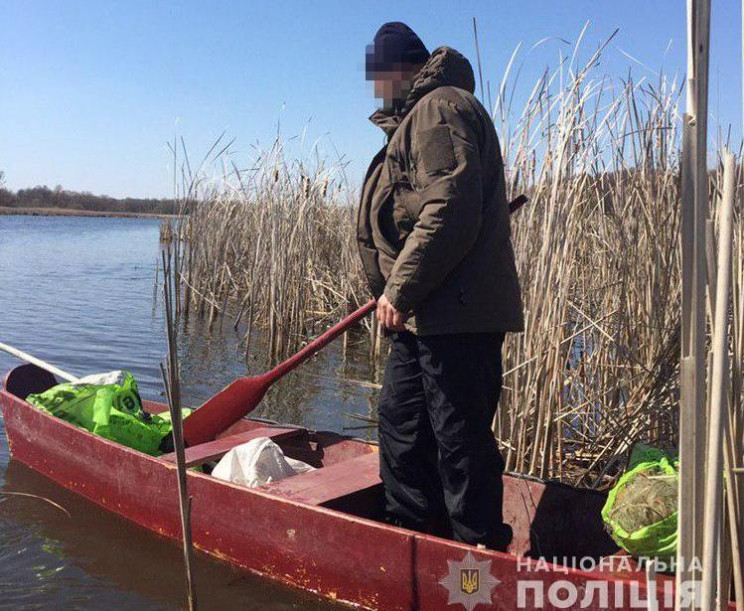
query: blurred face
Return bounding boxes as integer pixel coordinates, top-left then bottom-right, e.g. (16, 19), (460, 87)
(367, 64), (422, 111)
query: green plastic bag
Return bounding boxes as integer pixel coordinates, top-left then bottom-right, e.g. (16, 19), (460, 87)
(602, 444), (679, 560)
(27, 371), (181, 456)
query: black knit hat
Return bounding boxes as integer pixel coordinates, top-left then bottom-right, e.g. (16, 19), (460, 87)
(366, 22), (430, 74)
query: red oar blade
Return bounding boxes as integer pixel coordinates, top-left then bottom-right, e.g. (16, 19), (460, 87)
(182, 300), (377, 446)
(182, 375), (270, 446)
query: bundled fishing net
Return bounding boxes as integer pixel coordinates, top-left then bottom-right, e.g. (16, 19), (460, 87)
(27, 371), (190, 456)
(602, 445), (679, 559)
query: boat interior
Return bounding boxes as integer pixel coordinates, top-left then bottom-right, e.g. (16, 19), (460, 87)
(6, 363), (620, 562)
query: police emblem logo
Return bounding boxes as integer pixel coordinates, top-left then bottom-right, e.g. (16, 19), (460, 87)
(460, 568), (479, 595)
(439, 551), (500, 610)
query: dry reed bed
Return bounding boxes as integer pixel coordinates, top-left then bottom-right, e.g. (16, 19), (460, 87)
(165, 40), (744, 490)
(163, 138), (365, 362)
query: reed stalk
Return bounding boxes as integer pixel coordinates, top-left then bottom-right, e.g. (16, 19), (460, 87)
(701, 152), (735, 609)
(161, 247), (197, 611)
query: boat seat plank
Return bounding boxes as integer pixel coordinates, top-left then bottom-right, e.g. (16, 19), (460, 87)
(161, 426), (304, 467)
(262, 450), (381, 506)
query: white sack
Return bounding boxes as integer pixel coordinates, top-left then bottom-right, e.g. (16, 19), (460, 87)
(75, 370), (127, 386)
(211, 436), (314, 488)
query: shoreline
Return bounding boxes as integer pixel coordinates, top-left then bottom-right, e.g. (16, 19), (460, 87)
(0, 206), (181, 220)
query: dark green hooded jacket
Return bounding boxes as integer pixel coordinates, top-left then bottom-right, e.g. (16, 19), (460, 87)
(357, 46), (524, 335)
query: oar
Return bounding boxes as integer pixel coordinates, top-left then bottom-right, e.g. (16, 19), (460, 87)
(0, 342), (80, 383)
(182, 300), (377, 446)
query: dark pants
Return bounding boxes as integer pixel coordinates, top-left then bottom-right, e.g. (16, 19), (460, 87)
(377, 331), (511, 550)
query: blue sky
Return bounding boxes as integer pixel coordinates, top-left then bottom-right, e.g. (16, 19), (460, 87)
(0, 1), (740, 198)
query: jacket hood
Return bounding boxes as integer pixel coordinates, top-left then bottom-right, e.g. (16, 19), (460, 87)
(369, 46), (476, 136)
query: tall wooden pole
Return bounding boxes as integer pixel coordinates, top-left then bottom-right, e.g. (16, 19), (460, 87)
(701, 153), (736, 610)
(678, 1), (711, 608)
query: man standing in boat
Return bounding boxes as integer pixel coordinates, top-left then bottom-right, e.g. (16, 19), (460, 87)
(357, 22), (524, 551)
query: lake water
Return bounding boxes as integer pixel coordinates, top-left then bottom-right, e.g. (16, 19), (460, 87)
(0, 215), (378, 610)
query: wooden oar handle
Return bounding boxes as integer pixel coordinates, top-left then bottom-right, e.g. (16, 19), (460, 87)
(0, 341), (79, 383)
(267, 300), (377, 381)
(508, 194), (529, 214)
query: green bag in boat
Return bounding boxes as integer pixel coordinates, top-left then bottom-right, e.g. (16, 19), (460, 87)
(27, 371), (180, 456)
(601, 444), (679, 560)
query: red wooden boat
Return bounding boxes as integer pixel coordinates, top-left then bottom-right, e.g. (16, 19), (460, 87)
(2, 363), (733, 610)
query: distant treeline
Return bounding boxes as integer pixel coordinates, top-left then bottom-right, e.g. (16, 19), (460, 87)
(0, 184), (181, 216)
